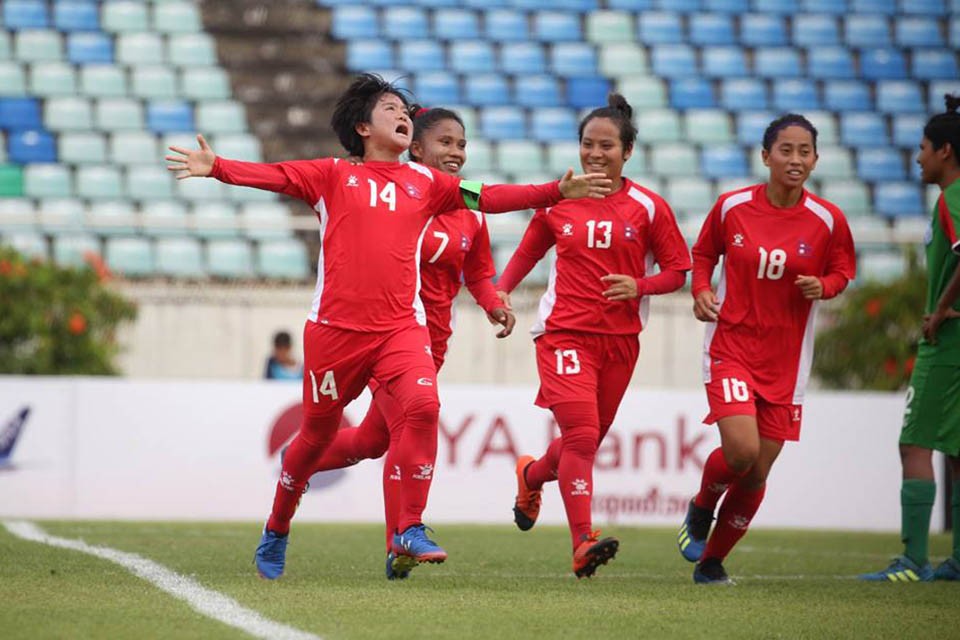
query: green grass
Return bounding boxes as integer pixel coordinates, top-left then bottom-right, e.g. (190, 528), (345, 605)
(0, 521), (956, 639)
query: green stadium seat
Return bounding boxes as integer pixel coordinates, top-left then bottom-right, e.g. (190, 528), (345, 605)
(0, 32), (10, 60)
(464, 139), (493, 172)
(152, 1), (202, 33)
(749, 145), (767, 177)
(193, 201), (239, 239)
(180, 66), (230, 100)
(0, 62), (27, 96)
(117, 33), (164, 65)
(52, 233), (100, 268)
(546, 141), (580, 174)
(257, 239), (309, 280)
(76, 166), (124, 199)
(665, 177), (716, 216)
(131, 65), (177, 99)
(44, 97), (92, 130)
(814, 146), (854, 178)
(141, 200), (188, 237)
(859, 251), (905, 283)
(601, 44), (648, 78)
(127, 166), (174, 200)
(89, 199), (137, 235)
(685, 109), (733, 144)
(15, 30), (62, 62)
(102, 1), (149, 32)
(224, 183), (276, 203)
(0, 197), (36, 227)
(24, 164), (72, 197)
(637, 109), (681, 143)
(177, 175), (225, 201)
(496, 141), (544, 175)
(241, 202), (292, 240)
(110, 131), (158, 165)
(451, 106), (477, 139)
(95, 98), (144, 130)
(60, 132), (107, 164)
(805, 111), (839, 145)
(196, 100), (247, 134)
(0, 164), (25, 197)
(716, 177), (755, 195)
(168, 33), (217, 67)
(586, 12), (635, 44)
(821, 179), (871, 217)
(0, 132), (5, 162)
(210, 134), (261, 162)
(80, 65), (128, 98)
(207, 238), (253, 278)
(3, 231), (48, 259)
(623, 147), (647, 176)
(618, 75), (665, 109)
(29, 62), (76, 96)
(105, 236), (154, 277)
(38, 197), (85, 232)
(650, 144), (699, 177)
(156, 236), (204, 277)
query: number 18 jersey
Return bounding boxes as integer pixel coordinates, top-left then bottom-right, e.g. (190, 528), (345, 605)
(692, 184), (856, 405)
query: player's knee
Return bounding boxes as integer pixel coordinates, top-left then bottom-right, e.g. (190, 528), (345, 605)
(404, 394), (440, 430)
(723, 444), (759, 474)
(562, 426), (599, 459)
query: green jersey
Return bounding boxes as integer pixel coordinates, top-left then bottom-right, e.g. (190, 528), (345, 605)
(920, 178), (960, 363)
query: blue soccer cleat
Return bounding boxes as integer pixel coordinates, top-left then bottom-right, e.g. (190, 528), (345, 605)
(254, 528), (289, 580)
(392, 524), (448, 564)
(933, 557), (960, 581)
(677, 499), (712, 563)
(385, 550), (419, 580)
(858, 556), (933, 582)
(693, 557), (734, 585)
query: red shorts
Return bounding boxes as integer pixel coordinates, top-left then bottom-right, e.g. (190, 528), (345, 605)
(534, 331), (639, 425)
(704, 361), (802, 442)
(302, 320), (437, 419)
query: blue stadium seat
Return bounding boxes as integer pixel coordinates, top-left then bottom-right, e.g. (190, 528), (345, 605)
(701, 146), (748, 178)
(823, 80), (872, 111)
(670, 78), (715, 109)
(792, 14), (839, 46)
(501, 43), (546, 75)
(480, 107), (526, 140)
(851, 0), (896, 12)
(8, 129), (56, 163)
(54, 1), (100, 31)
(911, 50), (958, 80)
(740, 15), (786, 47)
(206, 239), (252, 278)
(4, 1), (49, 29)
(483, 10), (528, 42)
(875, 182), (923, 217)
(533, 12), (581, 42)
(704, 0), (749, 10)
(463, 0), (507, 7)
(331, 7), (378, 39)
(928, 80), (960, 112)
(0, 98), (42, 129)
(900, 0), (947, 15)
(515, 75), (560, 107)
(701, 46), (748, 77)
(465, 74), (509, 106)
(449, 41), (495, 74)
(147, 101), (194, 133)
(651, 45), (698, 78)
(844, 15), (891, 47)
(876, 80), (924, 113)
(551, 43), (597, 77)
(721, 79), (768, 110)
(841, 112), (888, 147)
(415, 0), (460, 7)
(754, 48), (803, 78)
(860, 48), (907, 79)
(801, 0), (848, 13)
(156, 237), (205, 278)
(346, 41), (393, 71)
(806, 47), (855, 80)
(772, 79), (820, 111)
(415, 72), (461, 105)
(688, 14), (735, 46)
(567, 77), (611, 109)
(951, 17), (960, 48)
(398, 40), (445, 72)
(895, 17), (943, 47)
(530, 107), (577, 142)
(607, 0), (655, 7)
(382, 7), (429, 40)
(654, 0), (699, 10)
(434, 9), (480, 40)
(736, 110), (777, 145)
(638, 12), (684, 44)
(67, 33), (113, 64)
(857, 148), (905, 181)
(752, 0), (798, 12)
(257, 240), (309, 280)
(892, 113), (926, 148)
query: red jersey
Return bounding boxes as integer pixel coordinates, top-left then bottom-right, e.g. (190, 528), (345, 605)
(210, 157), (560, 332)
(498, 178), (691, 336)
(419, 209), (500, 358)
(692, 184), (857, 404)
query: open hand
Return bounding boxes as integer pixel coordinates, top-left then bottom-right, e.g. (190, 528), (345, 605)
(165, 134), (215, 179)
(558, 168), (613, 200)
(601, 274), (638, 301)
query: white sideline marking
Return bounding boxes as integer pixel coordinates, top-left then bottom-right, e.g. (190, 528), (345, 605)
(3, 521), (321, 640)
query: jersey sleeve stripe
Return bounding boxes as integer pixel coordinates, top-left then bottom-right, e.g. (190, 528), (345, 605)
(803, 197), (835, 233)
(407, 161), (434, 180)
(937, 194), (960, 251)
(627, 186), (656, 223)
(720, 190), (753, 223)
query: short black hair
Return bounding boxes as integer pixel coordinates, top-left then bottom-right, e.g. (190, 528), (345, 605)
(762, 114), (818, 152)
(578, 93), (637, 154)
(408, 105), (465, 163)
(923, 94), (960, 164)
(273, 331), (292, 349)
(330, 73), (411, 157)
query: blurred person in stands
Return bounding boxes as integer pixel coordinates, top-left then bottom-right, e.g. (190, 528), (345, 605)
(264, 330), (303, 381)
(498, 94), (691, 578)
(165, 73), (611, 580)
(678, 114), (856, 584)
(860, 95), (960, 583)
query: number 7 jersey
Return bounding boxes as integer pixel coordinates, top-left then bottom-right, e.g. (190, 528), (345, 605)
(692, 184), (857, 405)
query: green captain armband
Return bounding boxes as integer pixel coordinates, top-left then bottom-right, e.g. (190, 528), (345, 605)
(459, 180), (483, 210)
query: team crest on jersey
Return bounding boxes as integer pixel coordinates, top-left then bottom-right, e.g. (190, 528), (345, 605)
(346, 175), (359, 187)
(797, 241), (812, 257)
(732, 233), (744, 247)
(624, 224), (637, 241)
(792, 407), (801, 422)
(461, 233), (470, 251)
(404, 183), (423, 199)
(562, 223), (574, 236)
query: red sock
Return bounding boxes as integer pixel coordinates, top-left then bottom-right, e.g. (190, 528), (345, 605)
(393, 391), (440, 533)
(382, 447), (401, 551)
(552, 402), (600, 549)
(695, 447), (746, 512)
(702, 481), (766, 561)
(524, 437), (562, 489)
(311, 398), (390, 473)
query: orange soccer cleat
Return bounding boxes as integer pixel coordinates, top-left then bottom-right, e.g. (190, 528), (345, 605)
(572, 531), (619, 578)
(513, 455), (542, 531)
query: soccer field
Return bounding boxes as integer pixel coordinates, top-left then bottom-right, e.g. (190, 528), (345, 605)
(0, 522), (955, 640)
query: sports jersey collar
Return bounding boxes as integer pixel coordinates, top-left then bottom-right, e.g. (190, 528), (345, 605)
(758, 183), (810, 214)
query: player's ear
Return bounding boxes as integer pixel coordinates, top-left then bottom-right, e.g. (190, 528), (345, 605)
(761, 148), (771, 168)
(409, 140), (423, 161)
(355, 121), (371, 139)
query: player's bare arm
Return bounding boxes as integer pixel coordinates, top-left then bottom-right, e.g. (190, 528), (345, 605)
(693, 289), (720, 322)
(923, 260), (960, 344)
(600, 274), (638, 301)
(165, 134), (215, 179)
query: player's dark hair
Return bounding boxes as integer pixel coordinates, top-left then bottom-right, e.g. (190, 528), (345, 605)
(762, 114), (818, 152)
(330, 73), (411, 157)
(408, 105), (465, 163)
(578, 93), (637, 154)
(273, 331), (291, 349)
(923, 94), (960, 164)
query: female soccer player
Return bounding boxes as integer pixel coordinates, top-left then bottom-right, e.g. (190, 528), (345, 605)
(677, 114), (856, 584)
(860, 95), (960, 583)
(498, 94), (691, 578)
(304, 105), (516, 580)
(165, 74), (610, 580)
